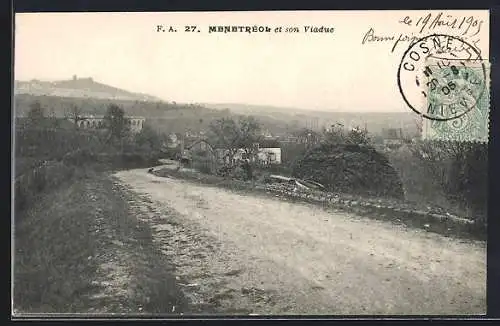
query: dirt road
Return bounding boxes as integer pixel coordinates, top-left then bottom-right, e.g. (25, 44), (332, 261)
(114, 168), (486, 315)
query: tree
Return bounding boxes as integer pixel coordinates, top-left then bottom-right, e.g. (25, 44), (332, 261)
(238, 116), (263, 160)
(25, 101), (61, 129)
(27, 101), (45, 125)
(134, 124), (161, 152)
(292, 128), (322, 147)
(409, 139), (487, 220)
(323, 123), (345, 144)
(345, 126), (370, 145)
(103, 104), (129, 143)
(64, 104), (87, 128)
(322, 123), (370, 145)
(208, 115), (263, 172)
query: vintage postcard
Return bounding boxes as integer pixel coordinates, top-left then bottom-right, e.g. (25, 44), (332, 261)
(13, 10), (489, 316)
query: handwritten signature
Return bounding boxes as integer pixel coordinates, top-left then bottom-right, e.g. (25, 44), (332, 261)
(361, 28), (421, 52)
(361, 26), (482, 54)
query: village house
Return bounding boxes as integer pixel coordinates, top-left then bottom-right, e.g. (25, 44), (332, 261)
(168, 131), (283, 173)
(256, 139), (282, 165)
(382, 128), (405, 149)
(215, 139), (282, 166)
(165, 132), (182, 148)
(181, 138), (218, 174)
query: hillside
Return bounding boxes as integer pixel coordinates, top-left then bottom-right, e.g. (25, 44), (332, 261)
(204, 103), (419, 137)
(14, 75), (419, 138)
(13, 94), (235, 135)
(15, 76), (162, 102)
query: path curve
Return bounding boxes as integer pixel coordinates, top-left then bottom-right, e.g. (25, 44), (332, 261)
(114, 168), (486, 315)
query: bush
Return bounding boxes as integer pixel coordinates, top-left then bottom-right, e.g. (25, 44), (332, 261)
(134, 124), (162, 152)
(14, 162), (74, 214)
(62, 148), (96, 166)
(280, 143), (308, 167)
(256, 164), (292, 176)
(384, 139), (487, 227)
(15, 128), (106, 160)
(408, 140), (487, 223)
(292, 143), (405, 199)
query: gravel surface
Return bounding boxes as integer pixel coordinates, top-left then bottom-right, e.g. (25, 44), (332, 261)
(114, 168), (486, 315)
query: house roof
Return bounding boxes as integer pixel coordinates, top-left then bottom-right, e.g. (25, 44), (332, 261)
(185, 138), (215, 150)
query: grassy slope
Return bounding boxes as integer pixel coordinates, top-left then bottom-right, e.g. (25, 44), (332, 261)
(14, 172), (99, 313)
(13, 169), (186, 314)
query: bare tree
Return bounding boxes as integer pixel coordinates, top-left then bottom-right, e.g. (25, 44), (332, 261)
(292, 128), (321, 147)
(345, 126), (370, 145)
(238, 116), (263, 162)
(208, 115), (263, 167)
(26, 101), (45, 125)
(322, 123), (370, 145)
(409, 139), (487, 219)
(64, 104), (87, 128)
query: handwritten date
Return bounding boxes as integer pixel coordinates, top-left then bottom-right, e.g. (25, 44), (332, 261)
(398, 12), (483, 37)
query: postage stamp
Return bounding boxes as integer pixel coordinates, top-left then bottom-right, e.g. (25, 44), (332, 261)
(397, 34), (490, 142)
(422, 58), (490, 142)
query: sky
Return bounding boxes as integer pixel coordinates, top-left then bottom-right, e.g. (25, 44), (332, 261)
(14, 10), (489, 112)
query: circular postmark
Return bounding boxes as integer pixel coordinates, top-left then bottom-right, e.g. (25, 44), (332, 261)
(397, 34), (487, 121)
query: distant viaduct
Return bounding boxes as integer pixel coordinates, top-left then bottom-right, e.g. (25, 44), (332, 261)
(74, 115), (146, 132)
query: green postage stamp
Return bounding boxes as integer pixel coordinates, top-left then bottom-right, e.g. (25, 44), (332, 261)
(421, 58), (490, 143)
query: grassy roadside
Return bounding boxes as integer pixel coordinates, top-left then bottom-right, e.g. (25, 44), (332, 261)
(14, 169), (100, 313)
(93, 175), (188, 314)
(13, 167), (186, 315)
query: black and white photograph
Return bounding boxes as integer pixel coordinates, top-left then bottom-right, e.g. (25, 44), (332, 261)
(12, 10), (489, 316)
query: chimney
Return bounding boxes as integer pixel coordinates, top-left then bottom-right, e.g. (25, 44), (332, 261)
(73, 75), (77, 81)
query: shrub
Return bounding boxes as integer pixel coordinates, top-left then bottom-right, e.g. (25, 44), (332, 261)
(14, 162), (74, 214)
(385, 140), (487, 226)
(292, 143), (405, 199)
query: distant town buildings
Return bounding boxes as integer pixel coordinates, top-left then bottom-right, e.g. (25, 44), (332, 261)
(381, 128), (405, 148)
(15, 76), (161, 102)
(304, 117), (320, 130)
(216, 146), (282, 166)
(260, 128), (274, 138)
(169, 132), (283, 167)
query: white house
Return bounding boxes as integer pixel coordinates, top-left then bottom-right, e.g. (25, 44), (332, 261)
(166, 132), (179, 148)
(215, 139), (282, 165)
(257, 139), (281, 165)
(256, 147), (281, 165)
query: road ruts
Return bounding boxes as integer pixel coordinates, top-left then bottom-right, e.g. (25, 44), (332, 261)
(113, 168), (486, 315)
